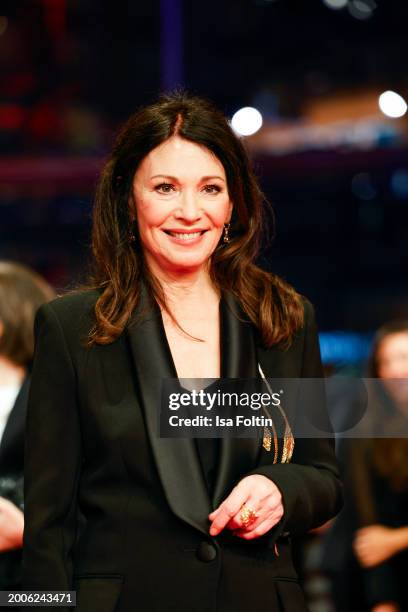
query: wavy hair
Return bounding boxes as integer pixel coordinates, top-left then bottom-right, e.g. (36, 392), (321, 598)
(77, 92), (304, 347)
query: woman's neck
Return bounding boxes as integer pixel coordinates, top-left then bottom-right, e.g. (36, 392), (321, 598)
(0, 357), (26, 387)
(147, 261), (220, 308)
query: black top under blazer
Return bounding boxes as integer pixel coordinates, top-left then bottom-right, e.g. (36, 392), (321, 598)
(22, 284), (343, 612)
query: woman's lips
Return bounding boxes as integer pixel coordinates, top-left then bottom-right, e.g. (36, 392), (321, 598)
(162, 229), (208, 244)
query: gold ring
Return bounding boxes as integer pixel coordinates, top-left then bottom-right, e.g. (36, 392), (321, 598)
(240, 503), (257, 528)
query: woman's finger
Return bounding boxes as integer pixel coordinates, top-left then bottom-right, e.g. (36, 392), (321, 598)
(209, 482), (251, 536)
(223, 496), (262, 531)
(233, 500), (284, 539)
(234, 516), (278, 540)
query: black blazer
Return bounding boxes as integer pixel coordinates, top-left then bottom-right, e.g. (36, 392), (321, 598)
(22, 285), (342, 612)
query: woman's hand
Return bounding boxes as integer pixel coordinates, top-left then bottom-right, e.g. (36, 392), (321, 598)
(208, 474), (284, 540)
(0, 497), (24, 551)
(353, 525), (402, 568)
(371, 603), (400, 612)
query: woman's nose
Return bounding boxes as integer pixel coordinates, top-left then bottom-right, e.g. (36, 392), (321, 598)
(176, 190), (202, 221)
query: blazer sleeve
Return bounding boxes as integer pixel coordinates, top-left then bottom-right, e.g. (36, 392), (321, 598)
(22, 302), (82, 593)
(245, 300), (343, 537)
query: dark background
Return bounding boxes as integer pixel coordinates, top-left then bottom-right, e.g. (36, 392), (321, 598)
(1, 0), (407, 365)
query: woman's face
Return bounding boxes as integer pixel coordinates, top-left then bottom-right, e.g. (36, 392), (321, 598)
(376, 331), (408, 407)
(131, 136), (232, 277)
(376, 332), (408, 379)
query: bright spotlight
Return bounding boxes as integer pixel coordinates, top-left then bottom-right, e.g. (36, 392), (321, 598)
(378, 91), (407, 119)
(231, 107), (263, 136)
(322, 0), (348, 9)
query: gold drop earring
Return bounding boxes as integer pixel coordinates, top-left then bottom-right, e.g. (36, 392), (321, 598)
(223, 223), (230, 243)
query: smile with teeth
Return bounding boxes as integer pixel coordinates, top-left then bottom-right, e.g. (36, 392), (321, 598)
(164, 230), (207, 240)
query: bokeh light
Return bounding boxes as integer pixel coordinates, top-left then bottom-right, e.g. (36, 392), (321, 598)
(322, 0), (348, 9)
(0, 16), (8, 36)
(378, 90), (408, 119)
(231, 107), (263, 136)
(348, 0), (377, 20)
(351, 172), (377, 200)
(390, 169), (408, 199)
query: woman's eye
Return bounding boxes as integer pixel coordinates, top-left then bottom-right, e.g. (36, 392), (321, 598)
(155, 183), (175, 194)
(202, 184), (221, 194)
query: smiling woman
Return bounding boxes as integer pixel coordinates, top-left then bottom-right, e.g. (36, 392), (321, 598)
(82, 92), (305, 349)
(22, 92), (343, 612)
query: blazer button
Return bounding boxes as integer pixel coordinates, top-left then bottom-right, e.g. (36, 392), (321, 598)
(196, 541), (217, 562)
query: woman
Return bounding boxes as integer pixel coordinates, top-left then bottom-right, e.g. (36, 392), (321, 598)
(322, 321), (408, 612)
(23, 93), (342, 612)
(352, 321), (408, 612)
(0, 261), (54, 588)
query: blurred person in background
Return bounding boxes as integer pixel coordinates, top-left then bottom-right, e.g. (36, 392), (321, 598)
(0, 261), (54, 589)
(321, 321), (408, 612)
(22, 93), (342, 612)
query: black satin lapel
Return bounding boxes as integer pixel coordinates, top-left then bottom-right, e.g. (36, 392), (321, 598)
(212, 292), (262, 508)
(126, 284), (211, 535)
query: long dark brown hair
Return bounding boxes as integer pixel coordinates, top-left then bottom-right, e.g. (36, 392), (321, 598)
(77, 92), (304, 347)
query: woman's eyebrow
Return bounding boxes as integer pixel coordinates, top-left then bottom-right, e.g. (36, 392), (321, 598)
(150, 174), (225, 182)
(201, 175), (225, 182)
(150, 174), (179, 181)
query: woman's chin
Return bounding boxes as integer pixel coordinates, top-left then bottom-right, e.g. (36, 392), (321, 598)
(160, 254), (212, 274)
(169, 260), (208, 273)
